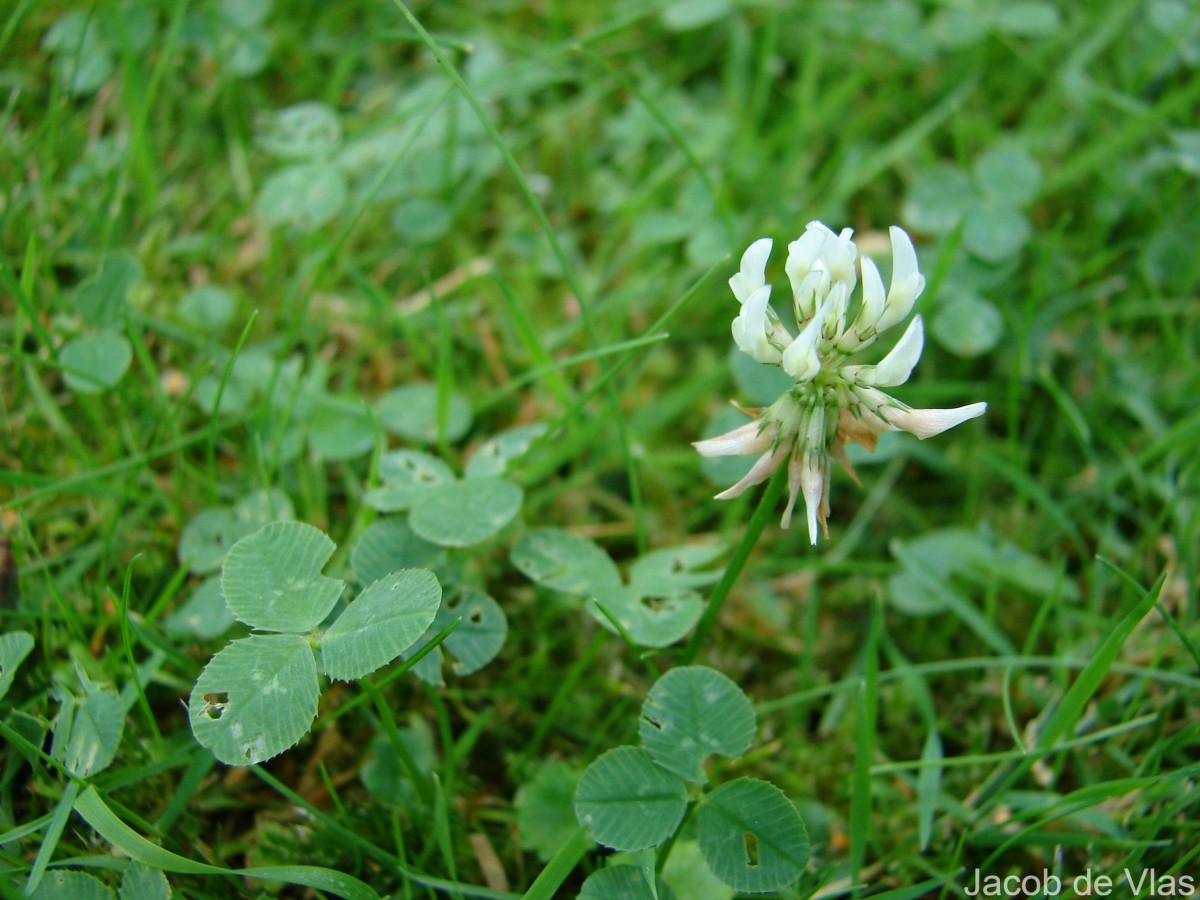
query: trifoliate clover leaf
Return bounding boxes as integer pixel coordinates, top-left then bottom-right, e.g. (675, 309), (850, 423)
(364, 450), (456, 512)
(464, 423), (547, 479)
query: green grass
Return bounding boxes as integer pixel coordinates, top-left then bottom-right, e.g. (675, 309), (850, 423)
(3, 0), (1199, 897)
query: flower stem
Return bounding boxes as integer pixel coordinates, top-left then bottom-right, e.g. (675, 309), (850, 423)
(681, 466), (787, 665)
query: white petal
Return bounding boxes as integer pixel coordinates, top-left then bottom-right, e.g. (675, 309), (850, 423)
(872, 315), (925, 387)
(781, 308), (825, 381)
(729, 238), (773, 303)
(857, 255), (886, 332)
(781, 451), (802, 529)
(882, 401), (988, 439)
(713, 443), (788, 500)
(731, 285), (781, 364)
(877, 226), (925, 332)
(693, 419), (775, 457)
(800, 451), (825, 545)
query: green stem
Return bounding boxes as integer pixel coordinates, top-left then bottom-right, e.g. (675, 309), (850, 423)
(681, 466), (787, 665)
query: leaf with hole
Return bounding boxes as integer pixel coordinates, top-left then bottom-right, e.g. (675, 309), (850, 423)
(628, 545), (724, 597)
(364, 450), (456, 512)
(575, 747), (688, 851)
(378, 383), (473, 444)
(320, 569), (441, 681)
(222, 522), (343, 633)
(350, 518), (445, 586)
(0, 631), (34, 701)
(53, 689), (124, 778)
(639, 667), (755, 784)
(464, 423), (547, 479)
(697, 778), (810, 893)
(61, 331), (133, 394)
(578, 866), (678, 900)
(406, 586), (506, 685)
(589, 586), (703, 649)
(511, 527), (621, 595)
(408, 478), (522, 547)
(189, 634), (319, 765)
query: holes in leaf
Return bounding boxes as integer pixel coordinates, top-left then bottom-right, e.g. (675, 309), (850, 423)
(744, 831), (760, 867)
(642, 714), (665, 732)
(240, 733), (267, 760)
(640, 596), (667, 612)
(467, 605), (484, 625)
(203, 692), (229, 719)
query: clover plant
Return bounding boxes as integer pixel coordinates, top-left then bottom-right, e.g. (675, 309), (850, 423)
(574, 666), (810, 896)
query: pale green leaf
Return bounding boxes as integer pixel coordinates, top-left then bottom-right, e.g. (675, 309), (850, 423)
(257, 101), (342, 160)
(178, 285), (236, 333)
(361, 718), (436, 809)
(189, 634), (319, 765)
(639, 666), (755, 784)
(661, 840), (733, 900)
(575, 747), (688, 851)
(61, 332), (132, 394)
(377, 383), (472, 444)
(407, 586), (507, 685)
(350, 518), (445, 586)
(511, 527), (621, 595)
(29, 870), (115, 899)
(730, 348), (793, 407)
(589, 587), (703, 649)
(257, 163), (347, 231)
(0, 631), (34, 701)
(119, 863), (171, 900)
(408, 478), (522, 547)
(963, 200), (1030, 262)
(578, 866), (677, 900)
(222, 522), (343, 633)
(902, 165), (975, 235)
(178, 489), (294, 574)
(391, 198), (454, 244)
(697, 778), (809, 893)
(364, 450), (456, 511)
(320, 569), (442, 681)
(165, 575), (236, 640)
(972, 144), (1041, 207)
(76, 253), (141, 328)
(516, 760), (582, 863)
(464, 423), (548, 479)
(54, 689), (124, 778)
(307, 396), (374, 461)
(628, 545), (724, 597)
(931, 295), (1004, 357)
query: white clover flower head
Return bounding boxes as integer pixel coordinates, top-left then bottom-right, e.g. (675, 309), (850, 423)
(698, 221), (987, 545)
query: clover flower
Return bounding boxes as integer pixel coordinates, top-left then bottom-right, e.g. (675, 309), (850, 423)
(696, 221), (987, 545)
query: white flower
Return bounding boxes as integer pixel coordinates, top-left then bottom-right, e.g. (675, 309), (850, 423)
(697, 222), (987, 544)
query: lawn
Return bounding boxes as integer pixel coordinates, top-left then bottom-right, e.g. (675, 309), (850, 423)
(2, 0), (1199, 897)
